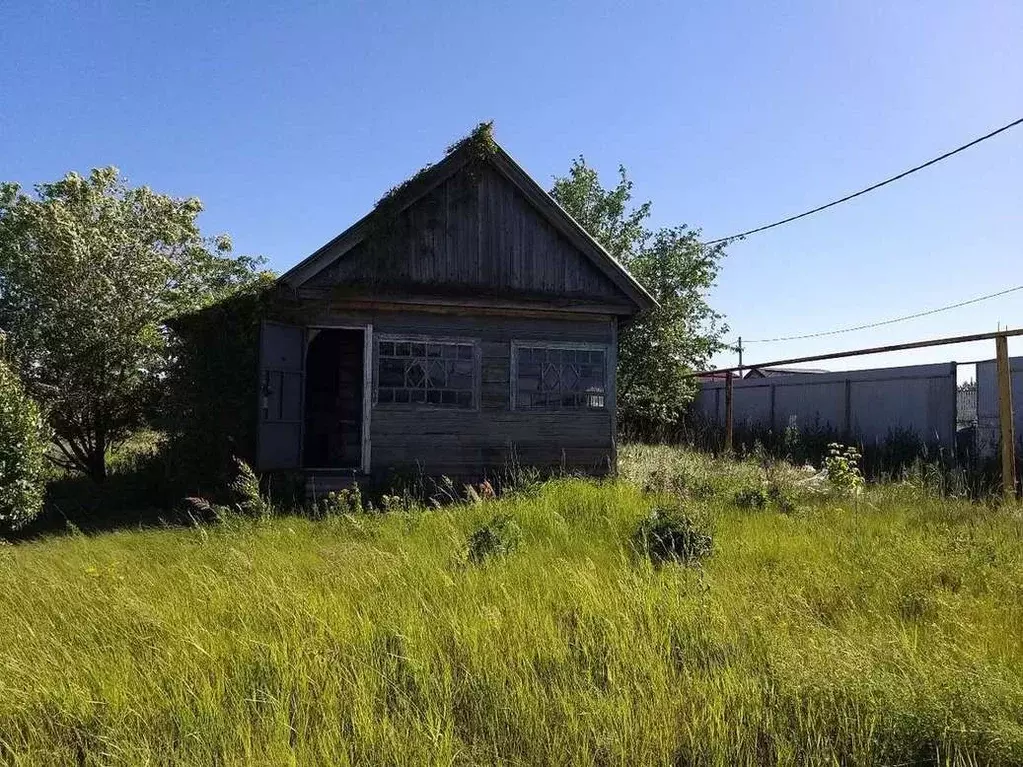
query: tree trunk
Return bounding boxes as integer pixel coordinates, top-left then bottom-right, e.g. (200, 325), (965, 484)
(88, 451), (107, 483)
(90, 416), (107, 484)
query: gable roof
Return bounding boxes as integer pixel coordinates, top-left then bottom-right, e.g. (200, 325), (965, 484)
(278, 133), (657, 313)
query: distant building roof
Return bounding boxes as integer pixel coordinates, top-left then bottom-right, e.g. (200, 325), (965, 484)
(744, 366), (829, 379)
(696, 372), (732, 382)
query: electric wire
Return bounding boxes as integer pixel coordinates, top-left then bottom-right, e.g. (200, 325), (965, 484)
(704, 116), (1023, 245)
(744, 284), (1023, 343)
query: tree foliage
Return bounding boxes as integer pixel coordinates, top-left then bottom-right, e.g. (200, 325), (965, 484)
(0, 354), (47, 532)
(551, 158), (727, 434)
(0, 168), (267, 482)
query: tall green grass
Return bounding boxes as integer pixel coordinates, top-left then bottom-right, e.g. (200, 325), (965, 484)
(1, 445), (1022, 765)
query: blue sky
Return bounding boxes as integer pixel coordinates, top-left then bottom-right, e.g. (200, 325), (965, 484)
(2, 1), (1020, 375)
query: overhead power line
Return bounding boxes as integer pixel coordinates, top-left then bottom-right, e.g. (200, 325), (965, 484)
(745, 284), (1023, 343)
(705, 116), (1023, 246)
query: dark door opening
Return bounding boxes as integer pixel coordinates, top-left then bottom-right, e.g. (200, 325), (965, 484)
(303, 329), (364, 469)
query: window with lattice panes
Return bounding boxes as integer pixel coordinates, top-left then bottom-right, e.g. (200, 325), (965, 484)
(514, 345), (607, 410)
(376, 339), (476, 408)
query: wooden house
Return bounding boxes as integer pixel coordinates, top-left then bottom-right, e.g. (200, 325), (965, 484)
(253, 127), (655, 490)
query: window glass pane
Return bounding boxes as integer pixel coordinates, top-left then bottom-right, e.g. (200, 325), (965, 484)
(395, 342), (411, 357)
(427, 343), (443, 357)
(562, 364), (579, 391)
(379, 359), (405, 387)
(426, 389), (441, 404)
(448, 361), (473, 389)
(405, 360), (426, 388)
(457, 344), (473, 360)
(441, 390), (456, 405)
(410, 342), (426, 357)
(379, 341), (394, 356)
(378, 388), (394, 404)
(517, 374), (539, 392)
(427, 359), (447, 388)
(457, 391), (472, 408)
(410, 389), (426, 403)
(394, 389), (410, 403)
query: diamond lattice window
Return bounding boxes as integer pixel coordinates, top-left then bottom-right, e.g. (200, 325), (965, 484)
(515, 346), (606, 410)
(376, 340), (475, 408)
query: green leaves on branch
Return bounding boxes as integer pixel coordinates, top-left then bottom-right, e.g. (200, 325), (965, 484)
(550, 158), (728, 435)
(0, 357), (47, 532)
(0, 167), (269, 482)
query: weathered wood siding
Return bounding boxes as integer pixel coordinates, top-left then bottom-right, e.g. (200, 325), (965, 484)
(296, 306), (616, 480)
(306, 164), (626, 304)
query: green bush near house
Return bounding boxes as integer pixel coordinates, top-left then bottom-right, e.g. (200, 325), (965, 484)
(0, 358), (46, 533)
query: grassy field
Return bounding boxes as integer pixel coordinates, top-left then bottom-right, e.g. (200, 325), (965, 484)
(2, 445), (1023, 766)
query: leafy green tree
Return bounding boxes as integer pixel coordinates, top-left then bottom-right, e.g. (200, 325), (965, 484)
(0, 354), (47, 531)
(551, 158), (727, 434)
(0, 168), (266, 482)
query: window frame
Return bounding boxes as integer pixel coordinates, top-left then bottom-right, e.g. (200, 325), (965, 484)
(373, 333), (481, 412)
(510, 340), (611, 412)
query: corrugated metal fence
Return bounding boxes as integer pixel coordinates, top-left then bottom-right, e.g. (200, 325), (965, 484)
(976, 355), (1023, 456)
(695, 362), (958, 449)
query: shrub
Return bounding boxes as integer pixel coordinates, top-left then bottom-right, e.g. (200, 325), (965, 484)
(465, 514), (522, 564)
(0, 358), (47, 532)
(229, 457), (269, 517)
(634, 507), (713, 565)
(183, 458), (271, 523)
(318, 486), (363, 517)
(824, 443), (864, 494)
(870, 427), (926, 478)
(733, 486), (767, 510)
(766, 480), (798, 514)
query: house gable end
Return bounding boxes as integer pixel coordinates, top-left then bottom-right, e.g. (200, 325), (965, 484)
(303, 161), (632, 306)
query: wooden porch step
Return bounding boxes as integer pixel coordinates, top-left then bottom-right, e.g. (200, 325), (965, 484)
(304, 472), (365, 501)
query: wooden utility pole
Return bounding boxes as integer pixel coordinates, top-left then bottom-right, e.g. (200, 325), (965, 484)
(996, 333), (1017, 498)
(724, 370), (734, 454)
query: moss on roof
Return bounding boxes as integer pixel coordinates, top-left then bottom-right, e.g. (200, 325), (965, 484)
(373, 121), (496, 212)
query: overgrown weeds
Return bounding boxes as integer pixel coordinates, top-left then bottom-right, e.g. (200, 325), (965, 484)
(2, 446), (1023, 764)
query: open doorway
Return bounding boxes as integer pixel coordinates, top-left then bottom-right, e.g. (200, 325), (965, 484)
(303, 328), (365, 469)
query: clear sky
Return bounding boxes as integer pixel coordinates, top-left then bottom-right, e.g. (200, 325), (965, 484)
(2, 2), (1020, 376)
